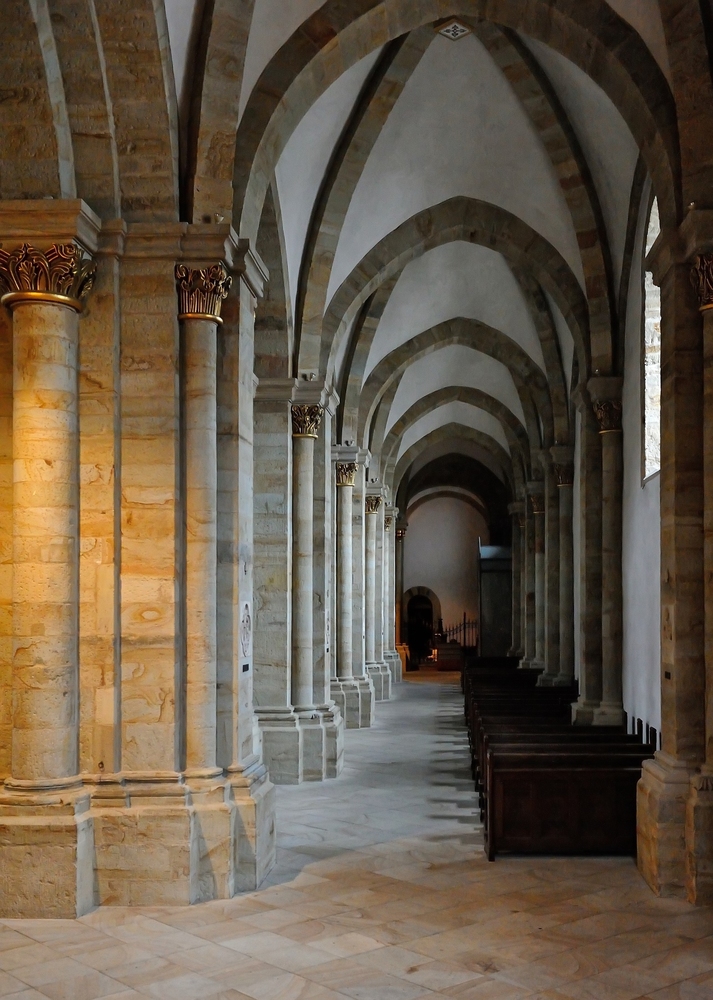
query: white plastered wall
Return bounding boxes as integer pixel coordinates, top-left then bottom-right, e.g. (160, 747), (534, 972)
(364, 243), (546, 376)
(403, 497), (489, 625)
(622, 189), (661, 737)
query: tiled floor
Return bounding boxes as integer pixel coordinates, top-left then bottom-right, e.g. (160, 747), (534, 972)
(2, 678), (713, 1000)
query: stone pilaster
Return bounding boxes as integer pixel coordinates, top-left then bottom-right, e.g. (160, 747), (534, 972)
(551, 446), (575, 686)
(507, 501), (524, 657)
(0, 202), (100, 917)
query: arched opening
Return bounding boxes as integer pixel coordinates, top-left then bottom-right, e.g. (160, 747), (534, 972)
(405, 592), (434, 664)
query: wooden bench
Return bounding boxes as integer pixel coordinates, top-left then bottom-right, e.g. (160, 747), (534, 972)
(483, 748), (652, 860)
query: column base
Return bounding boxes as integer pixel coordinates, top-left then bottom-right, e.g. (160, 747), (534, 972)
(554, 671), (576, 687)
(637, 751), (695, 899)
(572, 699), (599, 725)
(331, 677), (365, 728)
(356, 675), (376, 727)
(226, 756), (276, 892)
(507, 647), (524, 658)
(385, 650), (402, 683)
(0, 785), (93, 917)
(593, 703), (625, 727)
(537, 672), (556, 687)
(256, 708), (304, 784)
(686, 770), (713, 905)
(314, 704), (345, 779)
(367, 661), (392, 701)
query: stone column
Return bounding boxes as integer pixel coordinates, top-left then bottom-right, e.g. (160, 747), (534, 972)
(552, 447), (575, 686)
(688, 248), (713, 903)
(590, 377), (624, 726)
(396, 523), (406, 645)
(522, 501), (536, 667)
(0, 223), (99, 917)
(383, 508), (401, 682)
(507, 501), (524, 657)
(311, 395), (344, 778)
(331, 460), (362, 727)
(518, 508), (527, 657)
(291, 403), (326, 778)
(175, 263), (231, 777)
(529, 484), (546, 671)
(351, 454), (375, 724)
(573, 393), (603, 724)
(373, 494), (391, 699)
(365, 491), (386, 698)
(540, 457), (560, 685)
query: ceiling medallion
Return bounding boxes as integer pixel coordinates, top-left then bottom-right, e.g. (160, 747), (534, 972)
(437, 19), (471, 41)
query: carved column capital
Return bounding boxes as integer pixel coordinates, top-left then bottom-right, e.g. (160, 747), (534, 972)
(175, 262), (232, 322)
(396, 525), (407, 540)
(553, 463), (575, 486)
(291, 404), (323, 438)
(690, 251), (713, 311)
(593, 398), (623, 434)
(335, 462), (358, 487)
(384, 515), (394, 531)
(365, 495), (383, 515)
(529, 492), (545, 515)
(0, 242), (96, 312)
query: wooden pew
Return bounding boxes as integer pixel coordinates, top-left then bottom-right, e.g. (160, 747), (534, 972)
(483, 747), (653, 860)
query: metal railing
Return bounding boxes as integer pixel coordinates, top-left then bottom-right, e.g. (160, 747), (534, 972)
(437, 614), (478, 649)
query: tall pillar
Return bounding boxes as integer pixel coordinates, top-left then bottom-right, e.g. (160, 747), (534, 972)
(507, 501), (524, 657)
(638, 242), (705, 900)
(365, 491), (387, 699)
(331, 460), (362, 727)
(552, 447), (575, 686)
(0, 219), (99, 917)
(540, 457), (561, 685)
(351, 455), (375, 723)
(688, 248), (713, 903)
(529, 484), (546, 671)
(590, 377), (624, 726)
(522, 500), (536, 667)
(573, 393), (603, 724)
(311, 395), (344, 778)
(373, 493), (391, 700)
(291, 403), (328, 779)
(396, 523), (406, 645)
(383, 508), (401, 682)
(518, 508), (527, 657)
(176, 264), (230, 777)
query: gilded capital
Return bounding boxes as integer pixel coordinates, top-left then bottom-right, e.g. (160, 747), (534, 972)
(335, 462), (358, 487)
(384, 515), (394, 531)
(291, 404), (323, 438)
(175, 262), (232, 322)
(691, 252), (713, 311)
(396, 526), (407, 540)
(529, 492), (545, 515)
(365, 495), (383, 514)
(593, 398), (622, 434)
(0, 242), (96, 312)
(554, 463), (575, 487)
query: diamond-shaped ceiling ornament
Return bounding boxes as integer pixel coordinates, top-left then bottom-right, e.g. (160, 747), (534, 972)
(438, 19), (471, 40)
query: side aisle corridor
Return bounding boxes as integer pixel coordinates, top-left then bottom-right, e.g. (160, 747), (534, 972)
(1, 681), (713, 1000)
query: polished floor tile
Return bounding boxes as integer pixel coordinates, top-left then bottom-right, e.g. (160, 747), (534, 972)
(2, 679), (712, 1000)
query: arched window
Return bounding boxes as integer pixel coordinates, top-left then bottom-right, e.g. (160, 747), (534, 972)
(643, 198), (661, 479)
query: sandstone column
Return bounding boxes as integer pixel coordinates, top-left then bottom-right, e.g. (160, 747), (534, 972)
(383, 508), (401, 682)
(291, 404), (326, 778)
(590, 377), (624, 726)
(540, 458), (561, 685)
(522, 501), (536, 667)
(332, 460), (362, 726)
(175, 263), (231, 777)
(573, 392), (603, 724)
(365, 491), (385, 698)
(552, 447), (575, 686)
(507, 501), (524, 657)
(529, 485), (546, 671)
(0, 214), (99, 918)
(638, 242), (705, 900)
(373, 494), (391, 700)
(351, 455), (375, 723)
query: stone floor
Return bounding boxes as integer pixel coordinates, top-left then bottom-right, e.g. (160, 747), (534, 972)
(2, 677), (713, 1000)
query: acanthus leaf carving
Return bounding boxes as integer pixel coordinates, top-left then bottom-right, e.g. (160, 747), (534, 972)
(175, 262), (232, 320)
(0, 242), (96, 307)
(690, 252), (713, 311)
(593, 398), (622, 434)
(291, 404), (323, 437)
(365, 495), (383, 514)
(335, 462), (358, 487)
